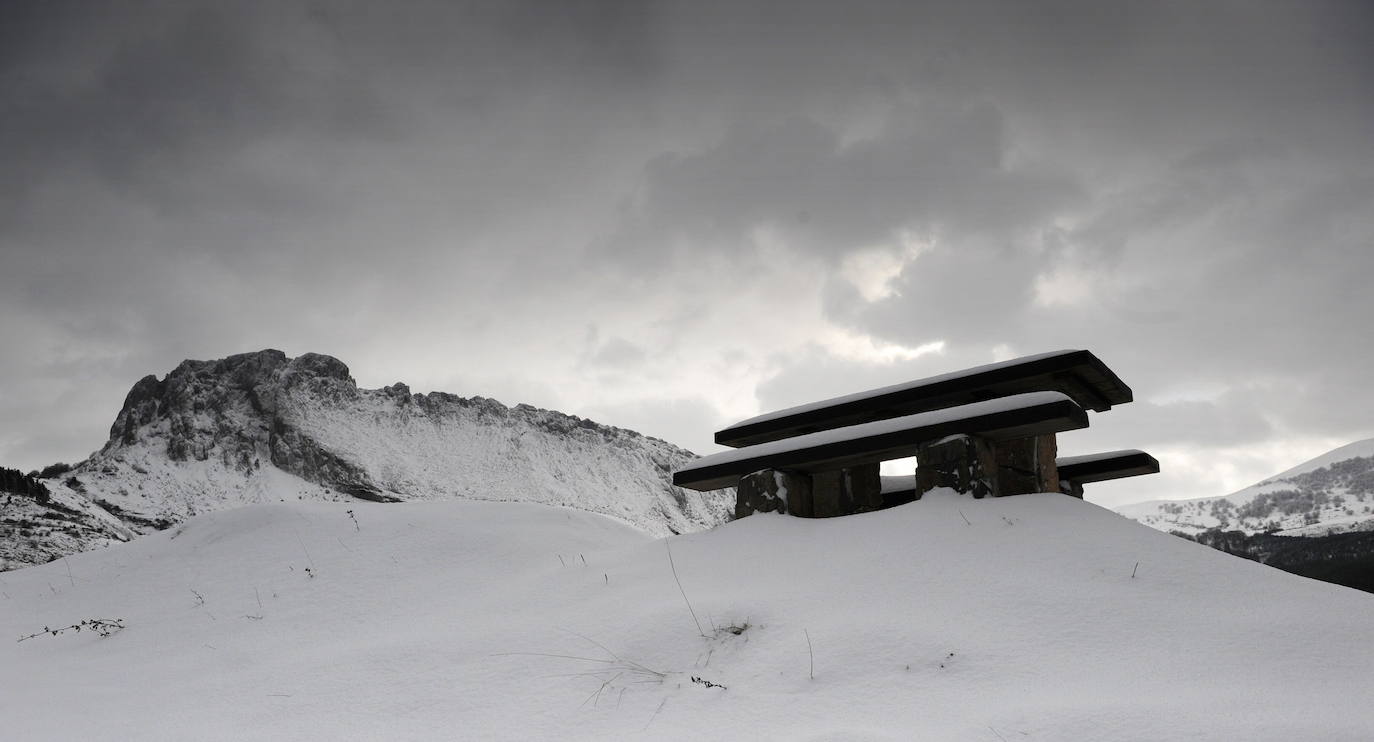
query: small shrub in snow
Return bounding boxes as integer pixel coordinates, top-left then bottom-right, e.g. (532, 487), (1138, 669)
(18, 618), (126, 642)
(714, 620), (749, 637)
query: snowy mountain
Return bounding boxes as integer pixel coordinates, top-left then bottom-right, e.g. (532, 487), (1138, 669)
(2, 350), (731, 569)
(1116, 438), (1374, 536)
(4, 493), (1373, 740)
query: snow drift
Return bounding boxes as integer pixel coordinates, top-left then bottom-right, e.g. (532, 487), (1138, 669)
(4, 491), (1371, 740)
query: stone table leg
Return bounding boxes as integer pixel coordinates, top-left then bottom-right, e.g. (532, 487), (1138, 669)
(915, 435), (997, 498)
(735, 469), (813, 518)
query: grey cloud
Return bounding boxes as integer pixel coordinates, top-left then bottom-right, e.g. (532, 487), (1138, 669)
(3, 0), (1372, 512)
(610, 104), (1082, 265)
(1, 0), (665, 372)
(753, 345), (1020, 417)
(579, 396), (730, 457)
(591, 338), (648, 369)
(834, 241), (1043, 348)
(2, 0), (662, 241)
(1084, 397), (1275, 452)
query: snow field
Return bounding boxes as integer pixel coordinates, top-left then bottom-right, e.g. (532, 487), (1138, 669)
(3, 492), (1373, 740)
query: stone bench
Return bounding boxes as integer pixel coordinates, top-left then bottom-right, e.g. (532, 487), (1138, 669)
(674, 392), (1089, 518)
(1055, 450), (1160, 498)
(676, 350), (1157, 519)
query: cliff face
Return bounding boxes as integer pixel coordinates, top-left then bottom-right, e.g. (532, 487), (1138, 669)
(5, 350), (731, 569)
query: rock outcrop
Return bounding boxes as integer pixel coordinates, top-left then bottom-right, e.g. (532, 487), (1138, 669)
(5, 350), (732, 569)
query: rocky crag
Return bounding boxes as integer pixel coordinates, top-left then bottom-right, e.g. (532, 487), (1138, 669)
(2, 350), (732, 570)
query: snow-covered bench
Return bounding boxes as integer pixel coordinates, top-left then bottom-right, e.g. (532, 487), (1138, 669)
(675, 392), (1089, 517)
(1055, 450), (1160, 498)
(674, 349), (1157, 519)
(714, 349), (1132, 448)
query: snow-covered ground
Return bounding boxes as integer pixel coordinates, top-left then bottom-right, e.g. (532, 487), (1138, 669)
(3, 492), (1372, 740)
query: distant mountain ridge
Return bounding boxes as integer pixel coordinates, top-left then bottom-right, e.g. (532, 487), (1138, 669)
(1116, 438), (1374, 537)
(1, 350), (732, 570)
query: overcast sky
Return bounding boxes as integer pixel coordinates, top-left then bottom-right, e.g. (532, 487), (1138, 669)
(2, 0), (1371, 507)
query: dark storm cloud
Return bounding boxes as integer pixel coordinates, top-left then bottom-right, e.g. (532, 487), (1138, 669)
(609, 104), (1082, 264)
(1, 0), (659, 283)
(0, 0), (668, 468)
(1, 0), (658, 232)
(612, 0), (1374, 501)
(2, 0), (1371, 508)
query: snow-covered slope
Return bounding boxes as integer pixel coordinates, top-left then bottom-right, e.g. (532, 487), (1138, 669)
(0, 478), (134, 571)
(1117, 438), (1374, 536)
(3, 492), (1372, 740)
(6, 350), (730, 568)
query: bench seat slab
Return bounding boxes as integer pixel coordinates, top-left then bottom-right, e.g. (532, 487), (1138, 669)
(1056, 450), (1160, 485)
(716, 349), (1131, 448)
(675, 392), (1088, 492)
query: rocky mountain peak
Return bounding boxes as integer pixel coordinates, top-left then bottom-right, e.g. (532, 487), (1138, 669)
(7, 350), (731, 569)
(103, 350), (364, 460)
(283, 352), (354, 387)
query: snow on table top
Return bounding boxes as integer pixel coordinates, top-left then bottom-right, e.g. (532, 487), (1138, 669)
(1056, 449), (1150, 468)
(684, 391), (1078, 473)
(720, 349), (1083, 433)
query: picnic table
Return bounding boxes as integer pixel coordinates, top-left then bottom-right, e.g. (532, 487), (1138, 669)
(674, 350), (1158, 518)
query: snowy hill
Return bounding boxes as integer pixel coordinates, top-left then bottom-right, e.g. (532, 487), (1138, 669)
(3, 492), (1372, 740)
(2, 350), (731, 569)
(1116, 438), (1374, 536)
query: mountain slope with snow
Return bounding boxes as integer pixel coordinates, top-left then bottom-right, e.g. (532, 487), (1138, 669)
(0, 475), (133, 570)
(4, 350), (731, 569)
(1116, 438), (1374, 536)
(3, 492), (1371, 740)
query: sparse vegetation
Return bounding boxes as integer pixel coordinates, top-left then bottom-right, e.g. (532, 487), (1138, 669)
(1177, 528), (1374, 594)
(495, 632), (670, 706)
(1, 467), (51, 504)
(665, 540), (706, 638)
(18, 618), (126, 642)
(37, 462), (74, 480)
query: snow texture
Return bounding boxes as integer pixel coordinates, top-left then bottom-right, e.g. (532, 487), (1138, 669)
(3, 492), (1372, 740)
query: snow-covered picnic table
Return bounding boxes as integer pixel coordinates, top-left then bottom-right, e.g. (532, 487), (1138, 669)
(675, 349), (1159, 518)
